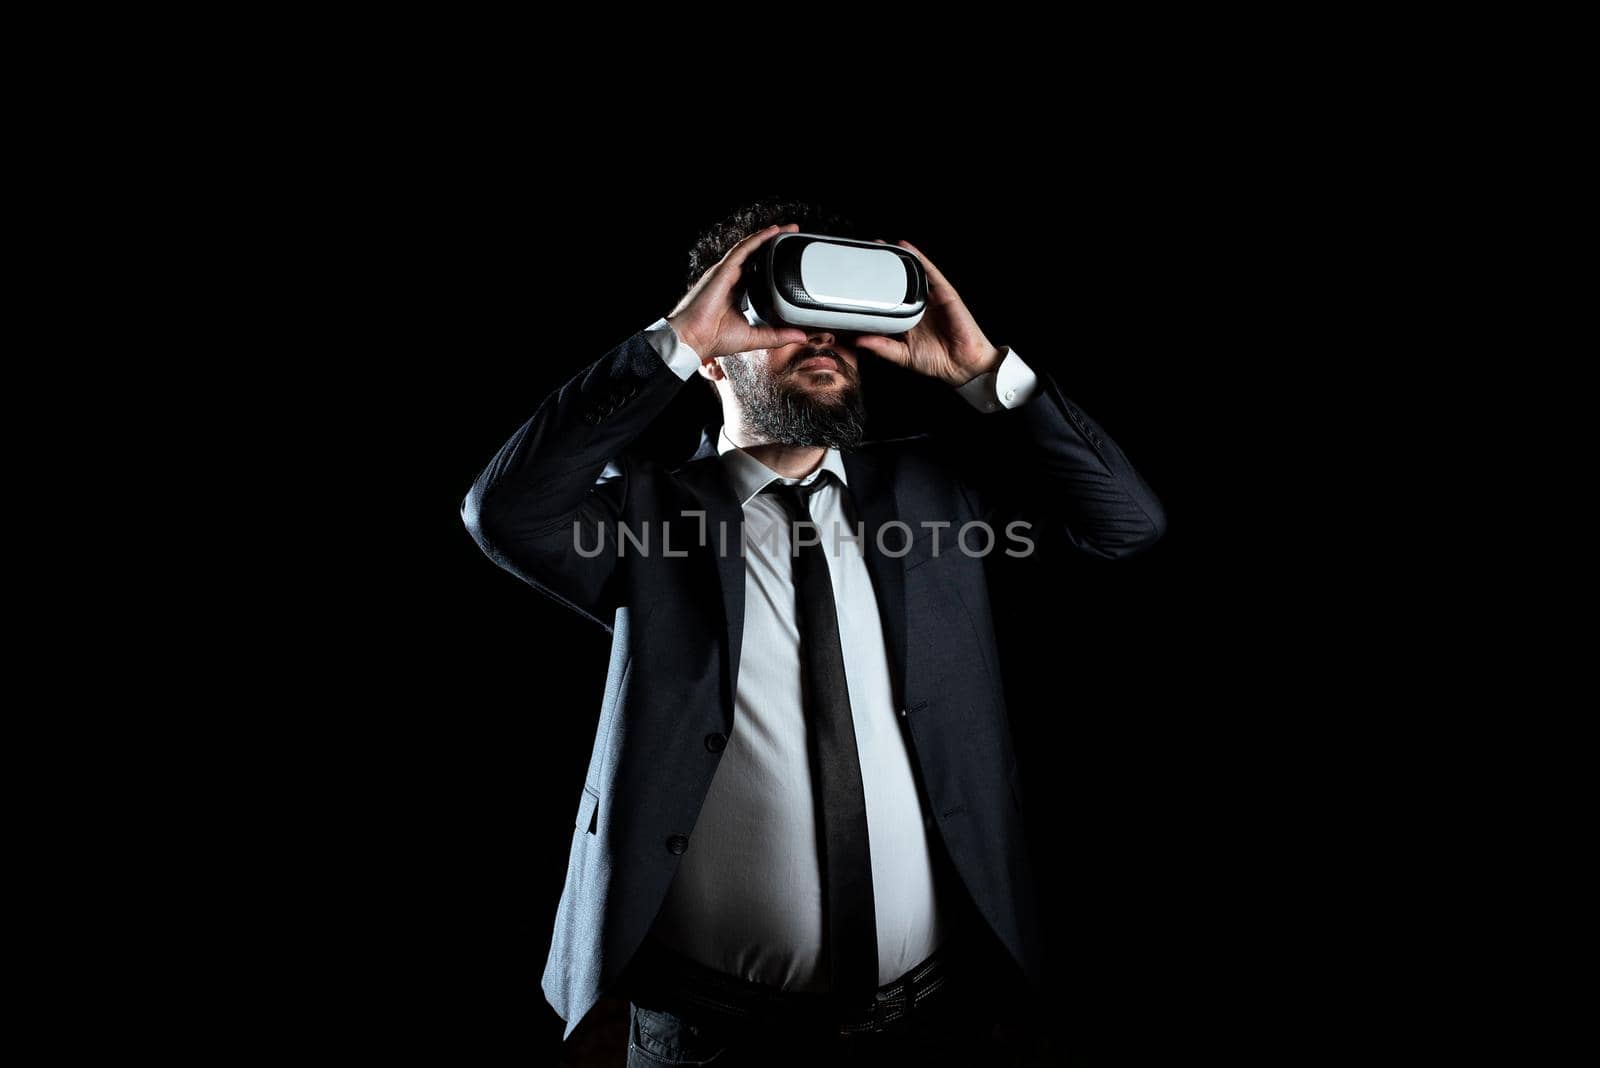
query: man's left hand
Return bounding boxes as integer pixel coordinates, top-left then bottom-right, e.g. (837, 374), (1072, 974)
(854, 240), (1003, 388)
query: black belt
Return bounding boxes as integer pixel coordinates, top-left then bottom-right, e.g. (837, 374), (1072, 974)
(621, 929), (972, 1039)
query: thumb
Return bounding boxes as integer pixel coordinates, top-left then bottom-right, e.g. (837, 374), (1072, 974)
(748, 326), (810, 349)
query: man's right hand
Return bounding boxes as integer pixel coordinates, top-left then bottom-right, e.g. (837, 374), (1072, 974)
(666, 223), (811, 360)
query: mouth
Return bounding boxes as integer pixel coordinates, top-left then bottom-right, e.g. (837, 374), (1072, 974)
(794, 354), (841, 374)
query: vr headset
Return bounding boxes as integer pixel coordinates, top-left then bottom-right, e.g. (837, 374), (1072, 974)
(740, 232), (928, 335)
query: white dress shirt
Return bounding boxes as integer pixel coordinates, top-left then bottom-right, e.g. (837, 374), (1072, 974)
(616, 317), (1039, 990)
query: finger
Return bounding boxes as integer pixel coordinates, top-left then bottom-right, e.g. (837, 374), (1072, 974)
(702, 224), (797, 303)
(693, 224), (782, 304)
(713, 227), (777, 282)
(721, 223), (798, 273)
(855, 333), (910, 365)
(896, 239), (953, 291)
(707, 225), (780, 291)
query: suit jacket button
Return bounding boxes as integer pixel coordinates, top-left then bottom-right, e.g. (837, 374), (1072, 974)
(704, 732), (726, 752)
(666, 834), (689, 855)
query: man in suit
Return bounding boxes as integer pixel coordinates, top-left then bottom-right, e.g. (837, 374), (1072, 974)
(460, 202), (1165, 1064)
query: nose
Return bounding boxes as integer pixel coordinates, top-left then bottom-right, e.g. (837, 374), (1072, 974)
(808, 330), (838, 348)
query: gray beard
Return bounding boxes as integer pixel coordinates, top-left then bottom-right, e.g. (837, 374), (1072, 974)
(723, 352), (867, 449)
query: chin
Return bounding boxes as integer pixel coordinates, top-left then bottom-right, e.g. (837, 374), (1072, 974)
(788, 383), (851, 404)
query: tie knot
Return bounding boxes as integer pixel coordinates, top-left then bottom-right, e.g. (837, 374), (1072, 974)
(761, 477), (822, 519)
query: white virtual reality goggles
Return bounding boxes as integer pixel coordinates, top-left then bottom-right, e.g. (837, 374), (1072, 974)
(739, 232), (928, 336)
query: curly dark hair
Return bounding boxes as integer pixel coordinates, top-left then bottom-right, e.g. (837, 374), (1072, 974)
(686, 198), (864, 399)
(685, 198), (863, 289)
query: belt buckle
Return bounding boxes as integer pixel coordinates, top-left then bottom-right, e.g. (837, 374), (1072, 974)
(841, 986), (910, 1039)
(835, 989), (889, 1039)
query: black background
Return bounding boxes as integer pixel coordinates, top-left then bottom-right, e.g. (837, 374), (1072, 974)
(344, 132), (1317, 1064)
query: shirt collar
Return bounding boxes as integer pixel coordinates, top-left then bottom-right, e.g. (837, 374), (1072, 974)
(716, 424), (849, 507)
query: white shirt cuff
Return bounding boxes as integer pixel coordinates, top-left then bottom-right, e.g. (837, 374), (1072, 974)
(954, 347), (1040, 412)
(644, 317), (704, 382)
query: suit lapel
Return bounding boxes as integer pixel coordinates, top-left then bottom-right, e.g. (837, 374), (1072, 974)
(841, 447), (909, 711)
(673, 437), (748, 732)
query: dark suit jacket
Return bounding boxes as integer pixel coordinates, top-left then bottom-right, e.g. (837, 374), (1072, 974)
(459, 328), (1165, 1039)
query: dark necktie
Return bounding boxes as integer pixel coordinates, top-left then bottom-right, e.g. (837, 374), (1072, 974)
(763, 478), (879, 1009)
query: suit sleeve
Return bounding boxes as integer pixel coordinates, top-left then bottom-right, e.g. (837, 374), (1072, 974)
(930, 357), (1167, 560)
(458, 325), (694, 627)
